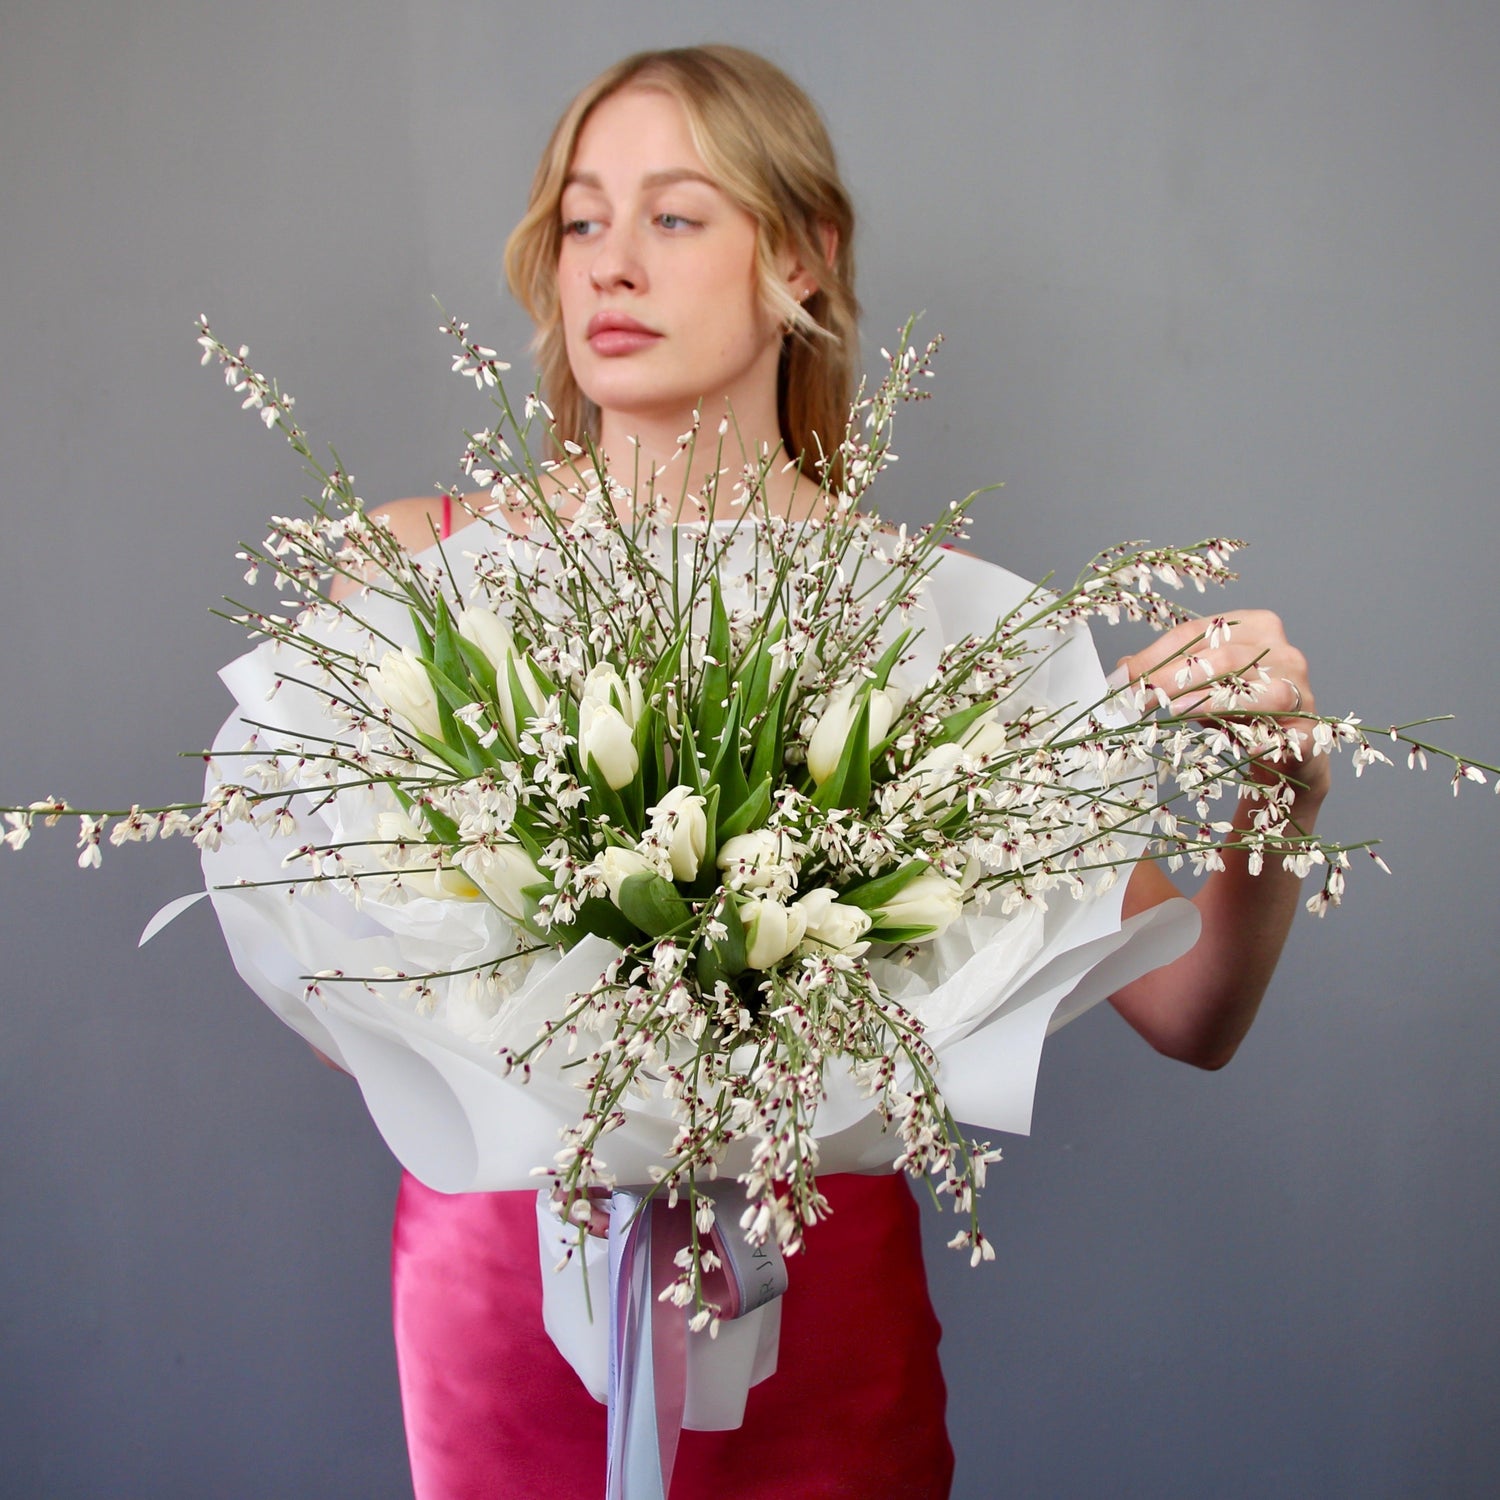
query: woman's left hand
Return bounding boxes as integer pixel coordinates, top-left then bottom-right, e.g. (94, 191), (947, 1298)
(1113, 608), (1330, 802)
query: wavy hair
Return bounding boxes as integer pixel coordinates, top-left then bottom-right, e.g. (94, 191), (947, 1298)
(504, 45), (858, 487)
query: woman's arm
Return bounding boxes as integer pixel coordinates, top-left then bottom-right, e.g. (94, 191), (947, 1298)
(1106, 610), (1329, 1070)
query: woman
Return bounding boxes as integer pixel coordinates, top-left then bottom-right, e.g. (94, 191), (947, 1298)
(364, 45), (1326, 1499)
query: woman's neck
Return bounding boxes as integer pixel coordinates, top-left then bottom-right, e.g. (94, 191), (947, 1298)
(589, 401), (820, 521)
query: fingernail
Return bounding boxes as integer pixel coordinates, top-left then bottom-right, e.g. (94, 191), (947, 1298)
(1104, 665), (1130, 691)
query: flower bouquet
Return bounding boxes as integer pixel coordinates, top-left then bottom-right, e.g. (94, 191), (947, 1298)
(6, 314), (1493, 1493)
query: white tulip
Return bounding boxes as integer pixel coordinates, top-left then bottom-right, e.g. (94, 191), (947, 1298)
(738, 895), (808, 970)
(716, 828), (789, 892)
(581, 661), (645, 725)
(594, 845), (657, 905)
(458, 840), (543, 922)
(456, 606), (515, 670)
(906, 741), (966, 806)
(369, 648), (441, 739)
(458, 607), (545, 739)
(806, 684), (900, 785)
(578, 663), (644, 789)
(375, 808), (480, 900)
(645, 785), (708, 883)
(794, 887), (872, 953)
(961, 711), (1010, 762)
(872, 869), (964, 941)
(578, 701), (639, 789)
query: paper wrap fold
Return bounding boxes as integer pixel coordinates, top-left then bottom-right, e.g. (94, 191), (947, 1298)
(197, 536), (1200, 1417)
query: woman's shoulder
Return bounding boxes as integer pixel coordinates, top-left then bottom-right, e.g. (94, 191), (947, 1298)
(365, 491), (531, 551)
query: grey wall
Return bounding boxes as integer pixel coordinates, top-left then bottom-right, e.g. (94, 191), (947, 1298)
(3, 3), (1498, 1497)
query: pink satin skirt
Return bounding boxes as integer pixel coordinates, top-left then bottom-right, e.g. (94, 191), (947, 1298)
(392, 1171), (953, 1499)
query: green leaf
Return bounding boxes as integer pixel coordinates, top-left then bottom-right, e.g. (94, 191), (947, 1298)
(717, 774), (772, 841)
(695, 781), (722, 889)
(737, 617), (785, 722)
(617, 870), (694, 939)
(410, 726), (478, 779)
(695, 892), (748, 988)
(676, 717), (706, 794)
(864, 921), (939, 944)
(747, 673), (794, 789)
(632, 700), (666, 811)
(430, 594), (465, 685)
(582, 756), (632, 837)
(564, 896), (642, 950)
(453, 633), (498, 703)
(869, 627), (913, 692)
(706, 694), (751, 828)
(408, 798), (461, 844)
(838, 857), (931, 911)
(931, 700), (995, 747)
(696, 576), (733, 746)
(408, 607), (434, 660)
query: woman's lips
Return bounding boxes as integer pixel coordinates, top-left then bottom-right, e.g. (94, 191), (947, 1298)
(586, 312), (662, 356)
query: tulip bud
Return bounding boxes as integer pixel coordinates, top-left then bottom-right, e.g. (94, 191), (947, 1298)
(458, 607), (545, 740)
(872, 869), (964, 941)
(806, 685), (900, 785)
(578, 701), (639, 789)
(456, 606), (515, 671)
(961, 710), (1009, 762)
(716, 828), (790, 892)
(458, 840), (543, 922)
(738, 895), (808, 970)
(369, 648), (442, 740)
(905, 742), (966, 808)
(793, 887), (872, 953)
(375, 809), (481, 900)
(645, 785), (708, 883)
(594, 845), (657, 905)
(577, 664), (643, 789)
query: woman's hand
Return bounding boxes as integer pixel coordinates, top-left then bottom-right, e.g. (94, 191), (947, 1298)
(1109, 609), (1330, 1069)
(553, 1186), (612, 1239)
(1113, 608), (1330, 801)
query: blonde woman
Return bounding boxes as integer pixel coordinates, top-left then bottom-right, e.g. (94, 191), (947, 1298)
(366, 46), (1325, 1499)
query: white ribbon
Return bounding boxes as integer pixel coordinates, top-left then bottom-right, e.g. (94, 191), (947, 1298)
(604, 1186), (787, 1500)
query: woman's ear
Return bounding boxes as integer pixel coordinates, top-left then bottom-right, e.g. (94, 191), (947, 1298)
(816, 219), (838, 272)
(785, 222), (838, 303)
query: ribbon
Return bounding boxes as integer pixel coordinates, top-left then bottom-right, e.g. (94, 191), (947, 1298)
(605, 1186), (788, 1500)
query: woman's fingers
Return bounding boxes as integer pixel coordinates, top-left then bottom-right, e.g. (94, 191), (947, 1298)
(1114, 610), (1330, 795)
(552, 1185), (612, 1239)
(1114, 610), (1316, 723)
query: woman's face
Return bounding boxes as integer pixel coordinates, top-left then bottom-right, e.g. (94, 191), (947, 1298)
(556, 87), (786, 438)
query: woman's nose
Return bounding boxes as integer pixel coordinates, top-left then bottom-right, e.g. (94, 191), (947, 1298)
(588, 224), (644, 292)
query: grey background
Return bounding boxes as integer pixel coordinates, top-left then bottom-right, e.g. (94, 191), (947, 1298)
(2, 2), (1498, 1497)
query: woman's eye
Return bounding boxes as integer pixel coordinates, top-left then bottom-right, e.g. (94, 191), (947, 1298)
(655, 213), (698, 231)
(561, 218), (599, 238)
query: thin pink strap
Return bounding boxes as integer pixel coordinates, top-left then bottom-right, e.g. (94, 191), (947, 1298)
(441, 493), (453, 540)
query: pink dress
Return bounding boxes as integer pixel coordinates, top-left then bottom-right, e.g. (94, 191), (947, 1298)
(391, 1172), (953, 1499)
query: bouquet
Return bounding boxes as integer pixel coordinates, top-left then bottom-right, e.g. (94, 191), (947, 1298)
(5, 313), (1494, 1483)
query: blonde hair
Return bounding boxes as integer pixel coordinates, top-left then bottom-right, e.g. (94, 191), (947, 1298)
(504, 45), (858, 486)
